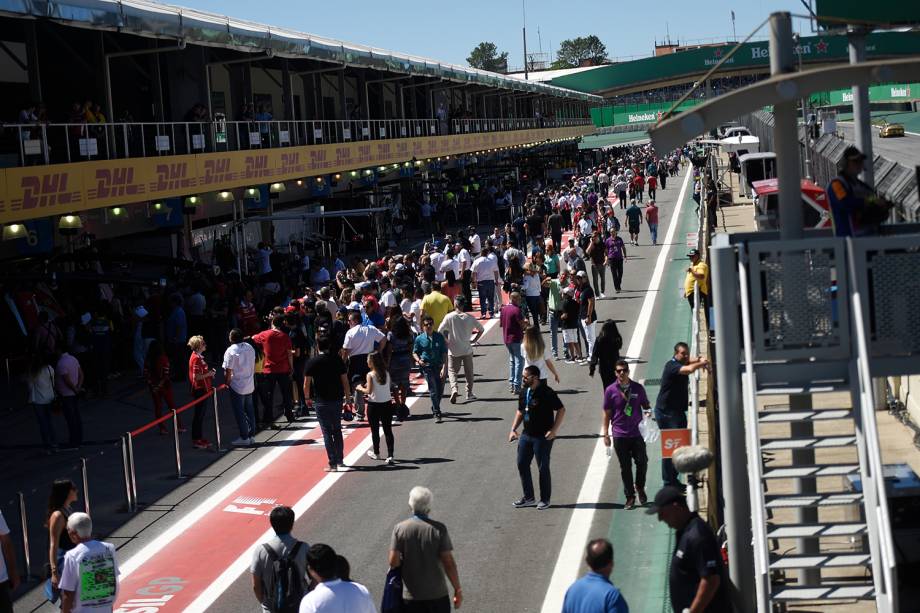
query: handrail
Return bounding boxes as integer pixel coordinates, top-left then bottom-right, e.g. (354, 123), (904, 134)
(129, 383), (226, 437)
(5, 116), (592, 166)
(845, 238), (898, 613)
(737, 246), (771, 613)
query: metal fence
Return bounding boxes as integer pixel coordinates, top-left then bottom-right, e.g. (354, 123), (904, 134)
(3, 117), (592, 167)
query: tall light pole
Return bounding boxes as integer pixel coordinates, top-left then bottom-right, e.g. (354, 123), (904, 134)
(794, 33), (812, 180)
(522, 0), (529, 80)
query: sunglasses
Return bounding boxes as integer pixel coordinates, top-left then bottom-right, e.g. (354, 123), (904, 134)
(422, 321), (433, 326)
(615, 368), (629, 374)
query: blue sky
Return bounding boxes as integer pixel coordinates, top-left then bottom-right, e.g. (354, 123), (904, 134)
(177, 0), (812, 67)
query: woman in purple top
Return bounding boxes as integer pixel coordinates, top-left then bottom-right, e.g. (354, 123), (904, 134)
(602, 359), (650, 510)
(499, 292), (526, 393)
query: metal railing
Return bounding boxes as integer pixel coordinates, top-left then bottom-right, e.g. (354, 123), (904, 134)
(3, 116), (592, 167)
(121, 384), (226, 513)
(737, 247), (772, 613)
(846, 237), (899, 613)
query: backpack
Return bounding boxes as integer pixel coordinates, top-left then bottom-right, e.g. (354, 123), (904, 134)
(262, 542), (305, 613)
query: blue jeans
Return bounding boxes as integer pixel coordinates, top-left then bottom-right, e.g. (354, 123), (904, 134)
(506, 342), (523, 388)
(477, 280), (495, 316)
(517, 432), (554, 502)
(421, 365), (444, 416)
(61, 396), (82, 447)
(315, 399), (345, 466)
(228, 389), (256, 439)
(649, 223), (659, 244)
(33, 403), (56, 448)
(548, 311), (561, 356)
(655, 408), (688, 486)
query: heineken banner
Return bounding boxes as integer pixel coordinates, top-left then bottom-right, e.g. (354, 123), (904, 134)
(590, 99), (703, 127)
(810, 83), (919, 106)
(553, 31), (920, 95)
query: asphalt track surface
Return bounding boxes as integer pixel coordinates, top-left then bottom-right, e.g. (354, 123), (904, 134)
(836, 122), (920, 169)
(22, 168), (693, 613)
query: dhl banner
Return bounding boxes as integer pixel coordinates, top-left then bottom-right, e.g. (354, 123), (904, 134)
(0, 125), (594, 224)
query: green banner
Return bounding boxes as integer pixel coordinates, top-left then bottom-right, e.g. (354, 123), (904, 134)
(590, 100), (703, 127)
(810, 83), (920, 106)
(552, 31), (920, 95)
(816, 0), (920, 28)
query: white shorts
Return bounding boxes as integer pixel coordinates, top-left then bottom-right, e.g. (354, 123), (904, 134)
(562, 328), (579, 344)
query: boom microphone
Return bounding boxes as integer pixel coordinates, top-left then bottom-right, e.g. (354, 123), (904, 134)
(672, 445), (714, 475)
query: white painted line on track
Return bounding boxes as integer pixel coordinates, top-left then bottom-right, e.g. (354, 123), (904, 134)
(539, 167), (693, 613)
(184, 314), (503, 612)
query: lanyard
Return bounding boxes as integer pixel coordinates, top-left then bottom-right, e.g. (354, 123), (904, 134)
(619, 383), (633, 417)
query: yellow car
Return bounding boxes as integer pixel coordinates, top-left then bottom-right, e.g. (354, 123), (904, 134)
(878, 122), (905, 138)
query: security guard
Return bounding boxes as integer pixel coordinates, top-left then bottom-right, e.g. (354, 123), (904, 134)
(826, 146), (891, 237)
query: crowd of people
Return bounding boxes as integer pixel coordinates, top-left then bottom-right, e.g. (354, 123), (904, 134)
(8, 141), (733, 613)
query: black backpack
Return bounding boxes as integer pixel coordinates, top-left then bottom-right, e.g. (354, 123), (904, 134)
(262, 542), (305, 613)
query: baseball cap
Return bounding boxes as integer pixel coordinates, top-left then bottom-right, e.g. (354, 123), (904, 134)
(562, 286), (575, 296)
(645, 486), (686, 514)
(687, 249), (700, 257)
(576, 271), (587, 278)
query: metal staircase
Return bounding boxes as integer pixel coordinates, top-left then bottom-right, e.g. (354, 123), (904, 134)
(735, 236), (901, 612)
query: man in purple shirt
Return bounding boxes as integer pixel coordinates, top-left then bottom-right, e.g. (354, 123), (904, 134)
(499, 292), (526, 393)
(604, 230), (627, 294)
(602, 359), (650, 510)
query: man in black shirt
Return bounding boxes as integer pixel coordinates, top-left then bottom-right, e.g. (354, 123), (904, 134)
(654, 342), (709, 487)
(647, 487), (730, 613)
(526, 207), (545, 252)
(304, 338), (350, 471)
(508, 365), (566, 510)
(547, 208), (564, 253)
(576, 271), (597, 360)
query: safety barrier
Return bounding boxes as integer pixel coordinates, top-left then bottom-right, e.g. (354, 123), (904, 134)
(121, 384), (227, 513)
(4, 116), (592, 167)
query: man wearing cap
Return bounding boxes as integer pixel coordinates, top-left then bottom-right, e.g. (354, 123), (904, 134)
(602, 360), (650, 510)
(684, 250), (709, 327)
(439, 296), (484, 404)
(826, 145), (891, 237)
(647, 486), (730, 613)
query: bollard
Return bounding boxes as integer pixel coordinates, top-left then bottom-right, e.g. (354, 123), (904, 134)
(18, 492), (31, 578)
(172, 409), (183, 479)
(5, 357), (11, 412)
(81, 457), (91, 516)
(121, 435), (133, 512)
(126, 433), (137, 509)
(212, 390), (222, 452)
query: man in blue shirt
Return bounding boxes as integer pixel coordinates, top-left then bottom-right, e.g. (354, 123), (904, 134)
(562, 538), (629, 613)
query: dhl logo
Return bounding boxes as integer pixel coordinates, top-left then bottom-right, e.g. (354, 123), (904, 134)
(244, 155), (271, 178)
(10, 173), (80, 211)
(203, 158), (233, 184)
(281, 152), (301, 170)
(95, 168), (141, 199)
(154, 163), (193, 191)
(335, 147), (352, 161)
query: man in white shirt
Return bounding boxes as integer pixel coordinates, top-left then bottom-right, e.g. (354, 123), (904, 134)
(468, 228), (482, 257)
(59, 513), (119, 613)
(0, 510), (18, 612)
(471, 246), (501, 319)
(299, 544), (374, 613)
(380, 277), (398, 310)
(223, 328), (257, 445)
(438, 296), (484, 403)
(439, 252), (460, 283)
(341, 311), (386, 419)
(429, 248), (446, 282)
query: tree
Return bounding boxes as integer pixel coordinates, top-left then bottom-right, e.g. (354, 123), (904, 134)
(467, 42), (510, 73)
(551, 35), (608, 69)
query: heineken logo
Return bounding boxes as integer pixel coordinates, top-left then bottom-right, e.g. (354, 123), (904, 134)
(891, 86), (909, 97)
(627, 112), (657, 123)
(842, 91), (854, 102)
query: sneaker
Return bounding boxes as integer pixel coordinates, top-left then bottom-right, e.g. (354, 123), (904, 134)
(536, 501), (551, 510)
(624, 496), (636, 510)
(450, 391), (459, 404)
(551, 352), (558, 359)
(565, 359), (575, 364)
(637, 488), (648, 506)
(193, 439), (210, 450)
(508, 383), (515, 393)
(466, 393), (478, 402)
(231, 437), (249, 446)
(367, 450), (379, 460)
(512, 497), (536, 508)
(324, 465), (337, 472)
(247, 437), (256, 445)
(435, 414), (444, 424)
(385, 457), (394, 465)
(599, 292), (606, 299)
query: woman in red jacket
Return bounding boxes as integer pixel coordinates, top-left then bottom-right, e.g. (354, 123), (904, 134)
(187, 335), (215, 449)
(144, 340), (185, 435)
